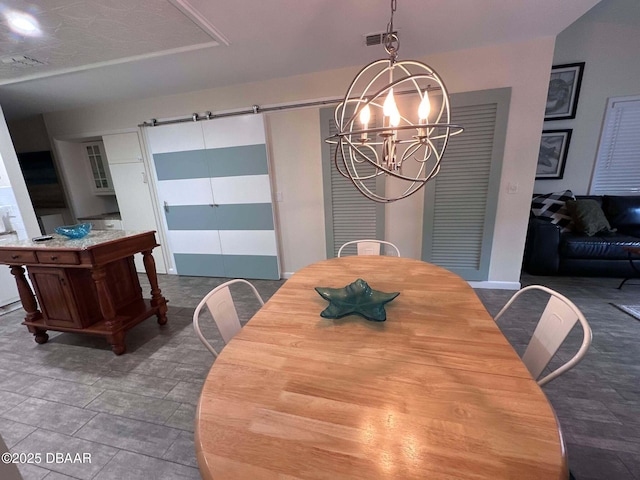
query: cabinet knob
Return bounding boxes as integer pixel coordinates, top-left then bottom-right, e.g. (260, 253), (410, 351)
(11, 254), (18, 260)
(50, 256), (58, 261)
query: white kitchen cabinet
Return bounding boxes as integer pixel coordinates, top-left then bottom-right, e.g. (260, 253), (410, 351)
(83, 142), (115, 195)
(103, 133), (143, 165)
(102, 133), (167, 274)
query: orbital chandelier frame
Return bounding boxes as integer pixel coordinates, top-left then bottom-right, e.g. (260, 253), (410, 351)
(327, 0), (463, 203)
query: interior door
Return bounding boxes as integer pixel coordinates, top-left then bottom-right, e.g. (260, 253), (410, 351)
(145, 115), (280, 280)
(422, 88), (511, 281)
(320, 107), (385, 258)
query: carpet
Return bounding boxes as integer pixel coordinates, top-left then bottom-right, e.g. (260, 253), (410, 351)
(611, 303), (640, 321)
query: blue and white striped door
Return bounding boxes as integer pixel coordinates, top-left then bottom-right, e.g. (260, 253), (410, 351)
(146, 114), (280, 280)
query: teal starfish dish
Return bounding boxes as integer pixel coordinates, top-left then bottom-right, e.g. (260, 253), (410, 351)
(314, 278), (399, 322)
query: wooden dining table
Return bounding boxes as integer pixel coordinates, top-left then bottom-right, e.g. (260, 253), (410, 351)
(195, 256), (567, 479)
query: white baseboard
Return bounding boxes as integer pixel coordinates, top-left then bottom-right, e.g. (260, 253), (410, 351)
(282, 271), (294, 279)
(467, 280), (520, 290)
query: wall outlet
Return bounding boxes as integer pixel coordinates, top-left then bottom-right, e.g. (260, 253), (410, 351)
(507, 182), (519, 194)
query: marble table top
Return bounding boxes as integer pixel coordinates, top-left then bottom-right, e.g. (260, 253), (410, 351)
(0, 230), (154, 250)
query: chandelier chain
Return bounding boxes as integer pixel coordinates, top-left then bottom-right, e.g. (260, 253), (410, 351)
(384, 0), (399, 60)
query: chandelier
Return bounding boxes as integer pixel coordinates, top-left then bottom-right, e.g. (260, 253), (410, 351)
(327, 0), (463, 203)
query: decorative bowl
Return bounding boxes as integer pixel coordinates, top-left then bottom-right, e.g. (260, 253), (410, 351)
(54, 222), (93, 239)
(315, 278), (400, 322)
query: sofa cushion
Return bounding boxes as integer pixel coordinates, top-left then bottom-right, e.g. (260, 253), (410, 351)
(531, 190), (575, 232)
(604, 195), (640, 236)
(575, 195), (604, 207)
(566, 199), (615, 236)
(560, 233), (640, 260)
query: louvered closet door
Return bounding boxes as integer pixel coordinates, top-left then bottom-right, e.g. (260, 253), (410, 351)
(422, 88), (510, 281)
(146, 114), (280, 280)
(320, 107), (384, 258)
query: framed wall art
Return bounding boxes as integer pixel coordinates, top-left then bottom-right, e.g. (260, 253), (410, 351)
(544, 62), (585, 121)
(536, 129), (572, 179)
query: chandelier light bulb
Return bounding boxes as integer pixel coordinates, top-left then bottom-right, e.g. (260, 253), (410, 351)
(390, 109), (401, 127)
(383, 89), (397, 118)
(418, 91), (431, 122)
(360, 103), (371, 126)
(359, 103), (371, 141)
(417, 91), (431, 137)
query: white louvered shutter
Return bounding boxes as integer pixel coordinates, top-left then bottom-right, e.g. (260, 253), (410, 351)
(590, 96), (640, 195)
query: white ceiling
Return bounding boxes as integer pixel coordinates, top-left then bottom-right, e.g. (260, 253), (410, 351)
(0, 0), (602, 121)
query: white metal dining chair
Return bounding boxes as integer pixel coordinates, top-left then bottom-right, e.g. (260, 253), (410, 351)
(193, 279), (264, 357)
(337, 239), (401, 257)
(494, 285), (592, 386)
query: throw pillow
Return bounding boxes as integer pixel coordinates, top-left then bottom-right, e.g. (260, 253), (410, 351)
(531, 190), (575, 232)
(566, 199), (615, 236)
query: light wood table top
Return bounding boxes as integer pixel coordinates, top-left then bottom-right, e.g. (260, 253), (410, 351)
(195, 256), (567, 479)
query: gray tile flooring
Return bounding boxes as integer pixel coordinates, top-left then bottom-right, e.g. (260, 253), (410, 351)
(0, 272), (637, 479)
(0, 275), (283, 480)
(477, 274), (640, 480)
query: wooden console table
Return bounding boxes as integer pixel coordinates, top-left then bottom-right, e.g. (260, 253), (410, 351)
(0, 230), (168, 355)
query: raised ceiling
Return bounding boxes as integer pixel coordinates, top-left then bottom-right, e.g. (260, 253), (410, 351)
(0, 0), (219, 82)
(0, 0), (601, 120)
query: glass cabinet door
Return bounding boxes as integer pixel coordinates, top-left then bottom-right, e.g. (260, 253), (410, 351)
(84, 142), (114, 194)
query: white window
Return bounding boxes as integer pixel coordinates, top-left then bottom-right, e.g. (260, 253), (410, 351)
(590, 95), (640, 195)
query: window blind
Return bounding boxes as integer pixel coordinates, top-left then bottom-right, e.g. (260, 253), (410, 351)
(590, 96), (640, 195)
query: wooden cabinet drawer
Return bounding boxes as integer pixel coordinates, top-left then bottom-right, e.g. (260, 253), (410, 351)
(0, 250), (37, 264)
(35, 251), (80, 265)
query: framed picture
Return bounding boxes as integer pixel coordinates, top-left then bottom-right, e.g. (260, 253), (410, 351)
(545, 62), (584, 120)
(536, 129), (572, 179)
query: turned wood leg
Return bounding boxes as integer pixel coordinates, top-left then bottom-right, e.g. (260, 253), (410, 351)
(25, 324), (49, 344)
(33, 329), (49, 344)
(107, 330), (126, 355)
(10, 264), (47, 345)
(10, 265), (42, 323)
(91, 266), (124, 353)
(142, 249), (168, 325)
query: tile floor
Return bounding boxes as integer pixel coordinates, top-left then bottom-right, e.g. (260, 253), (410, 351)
(0, 272), (638, 479)
(0, 275), (283, 480)
(477, 274), (640, 480)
